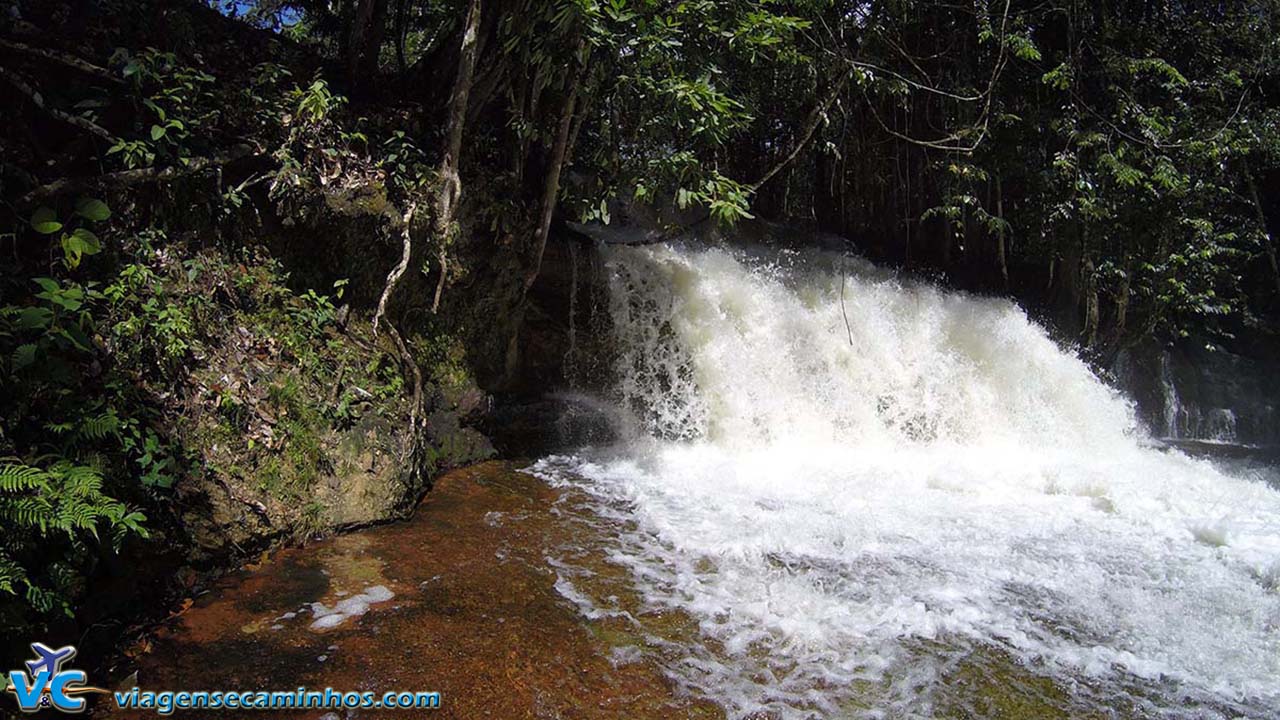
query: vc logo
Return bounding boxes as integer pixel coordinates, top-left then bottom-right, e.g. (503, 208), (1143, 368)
(5, 642), (106, 713)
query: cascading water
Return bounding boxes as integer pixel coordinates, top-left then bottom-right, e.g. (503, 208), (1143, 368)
(528, 242), (1280, 719)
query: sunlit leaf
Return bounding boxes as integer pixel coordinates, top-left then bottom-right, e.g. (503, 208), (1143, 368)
(30, 207), (62, 235)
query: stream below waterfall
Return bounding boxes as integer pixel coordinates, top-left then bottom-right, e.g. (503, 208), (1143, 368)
(103, 243), (1280, 719)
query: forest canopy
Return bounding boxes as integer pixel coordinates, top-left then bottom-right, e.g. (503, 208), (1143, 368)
(217, 0), (1280, 346)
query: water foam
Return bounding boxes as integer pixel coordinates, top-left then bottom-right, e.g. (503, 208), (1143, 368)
(308, 584), (395, 630)
(530, 243), (1280, 718)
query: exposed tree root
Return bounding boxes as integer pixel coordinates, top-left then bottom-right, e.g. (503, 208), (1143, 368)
(373, 201), (418, 337)
(371, 202), (428, 488)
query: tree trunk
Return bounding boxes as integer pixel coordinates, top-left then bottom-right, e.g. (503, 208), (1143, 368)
(940, 215), (952, 270)
(1245, 165), (1280, 296)
(1109, 259), (1131, 347)
(433, 0), (482, 243)
(347, 0), (390, 94)
(1082, 236), (1099, 347)
(394, 0), (409, 75)
(372, 0), (480, 388)
(501, 50), (586, 384)
(525, 56), (585, 294)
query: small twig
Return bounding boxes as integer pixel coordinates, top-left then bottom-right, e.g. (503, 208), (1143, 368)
(327, 366), (347, 405)
(385, 322), (425, 430)
(847, 0), (1011, 154)
(749, 67), (853, 195)
(215, 476), (270, 522)
(228, 171), (271, 194)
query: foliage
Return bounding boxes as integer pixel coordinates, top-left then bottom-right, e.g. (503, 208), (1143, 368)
(564, 0), (812, 222)
(29, 201), (109, 269)
(0, 197), (215, 628)
(380, 131), (433, 194)
(203, 0), (1277, 349)
(105, 262), (197, 374)
(291, 279), (348, 337)
(108, 48), (219, 168)
(955, 1), (1280, 341)
(0, 459), (148, 617)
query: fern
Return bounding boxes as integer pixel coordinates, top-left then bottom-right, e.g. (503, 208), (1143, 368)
(0, 553), (23, 595)
(77, 411), (122, 442)
(62, 462), (105, 496)
(0, 463), (43, 492)
(0, 496), (53, 528)
(0, 197), (158, 631)
(0, 459), (146, 618)
(25, 584), (67, 616)
(45, 411), (122, 443)
(11, 343), (37, 371)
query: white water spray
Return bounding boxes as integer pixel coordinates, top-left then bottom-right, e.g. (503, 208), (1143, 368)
(530, 243), (1280, 718)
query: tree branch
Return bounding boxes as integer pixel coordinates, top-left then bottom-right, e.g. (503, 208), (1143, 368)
(372, 202), (426, 430)
(431, 249), (447, 314)
(0, 66), (114, 142)
(749, 67), (852, 194)
(18, 145), (261, 205)
(525, 44), (585, 293)
(0, 39), (125, 87)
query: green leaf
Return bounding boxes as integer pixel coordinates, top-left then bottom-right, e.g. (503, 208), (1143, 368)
(150, 125), (166, 141)
(30, 206), (62, 235)
(16, 307), (53, 331)
(74, 197), (111, 222)
(143, 98), (165, 121)
(61, 228), (102, 268)
(71, 228), (101, 252)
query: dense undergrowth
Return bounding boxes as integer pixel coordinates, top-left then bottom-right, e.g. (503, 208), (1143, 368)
(0, 200), (442, 635)
(0, 0), (483, 649)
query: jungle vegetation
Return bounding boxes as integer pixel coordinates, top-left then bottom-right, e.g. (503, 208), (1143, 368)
(225, 0), (1280, 344)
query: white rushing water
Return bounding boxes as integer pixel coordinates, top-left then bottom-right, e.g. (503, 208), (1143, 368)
(528, 243), (1280, 719)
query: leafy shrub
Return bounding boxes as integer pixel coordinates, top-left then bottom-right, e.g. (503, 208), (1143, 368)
(108, 48), (219, 168)
(105, 267), (197, 374)
(0, 199), (176, 625)
(29, 200), (110, 269)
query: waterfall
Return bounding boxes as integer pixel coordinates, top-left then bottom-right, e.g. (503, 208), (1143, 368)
(1159, 349), (1185, 439)
(529, 242), (1280, 719)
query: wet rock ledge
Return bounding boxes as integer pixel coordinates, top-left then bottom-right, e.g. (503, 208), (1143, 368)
(99, 462), (721, 720)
